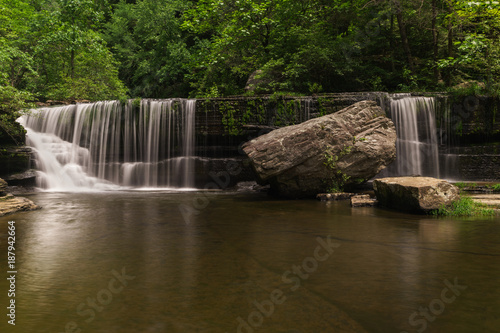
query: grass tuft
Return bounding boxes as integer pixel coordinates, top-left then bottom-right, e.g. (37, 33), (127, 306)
(431, 196), (495, 217)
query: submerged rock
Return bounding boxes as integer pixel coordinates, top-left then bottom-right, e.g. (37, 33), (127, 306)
(316, 193), (355, 201)
(373, 176), (460, 213)
(242, 100), (396, 198)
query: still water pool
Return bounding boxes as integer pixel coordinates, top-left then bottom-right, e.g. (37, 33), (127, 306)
(1, 191), (499, 333)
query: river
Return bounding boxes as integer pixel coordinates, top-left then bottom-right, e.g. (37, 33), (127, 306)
(1, 190), (499, 332)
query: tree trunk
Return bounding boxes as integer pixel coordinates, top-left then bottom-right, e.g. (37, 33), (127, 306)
(70, 50), (75, 79)
(389, 14), (396, 72)
(432, 0), (440, 82)
(446, 6), (453, 86)
(393, 0), (415, 74)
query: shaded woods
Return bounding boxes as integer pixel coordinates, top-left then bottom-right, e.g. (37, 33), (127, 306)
(1, 0), (499, 143)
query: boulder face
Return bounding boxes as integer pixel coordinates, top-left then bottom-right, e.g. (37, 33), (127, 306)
(242, 100), (397, 198)
(373, 176), (460, 213)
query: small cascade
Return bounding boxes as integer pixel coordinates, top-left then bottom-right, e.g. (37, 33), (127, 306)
(382, 95), (440, 178)
(20, 99), (196, 191)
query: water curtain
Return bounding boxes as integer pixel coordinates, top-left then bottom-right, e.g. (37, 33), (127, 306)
(20, 99), (195, 190)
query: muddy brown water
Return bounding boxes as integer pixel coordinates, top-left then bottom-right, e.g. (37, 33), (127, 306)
(1, 191), (499, 332)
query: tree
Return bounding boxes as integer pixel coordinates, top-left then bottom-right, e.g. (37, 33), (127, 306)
(29, 0), (127, 100)
(105, 0), (193, 97)
(438, 0), (500, 90)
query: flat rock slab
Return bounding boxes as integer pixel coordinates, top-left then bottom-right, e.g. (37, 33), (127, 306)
(373, 176), (459, 213)
(469, 194), (500, 209)
(0, 195), (41, 217)
(317, 193), (355, 201)
(351, 194), (378, 207)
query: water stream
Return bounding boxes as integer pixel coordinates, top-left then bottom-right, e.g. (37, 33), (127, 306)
(19, 99), (196, 190)
(1, 192), (499, 332)
(380, 95), (441, 178)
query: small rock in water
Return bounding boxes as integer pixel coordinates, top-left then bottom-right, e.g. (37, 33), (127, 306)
(316, 192), (355, 201)
(350, 194), (378, 207)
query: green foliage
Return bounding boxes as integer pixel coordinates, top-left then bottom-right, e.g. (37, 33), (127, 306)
(431, 196), (495, 217)
(454, 182), (477, 190)
(489, 183), (500, 191)
(220, 102), (240, 135)
(1, 0), (500, 102)
(323, 145), (353, 193)
(105, 0), (192, 98)
(0, 86), (34, 145)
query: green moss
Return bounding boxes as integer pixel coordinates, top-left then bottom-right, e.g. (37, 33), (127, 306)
(431, 197), (495, 217)
(317, 97), (328, 116)
(490, 183), (500, 192)
(220, 101), (240, 136)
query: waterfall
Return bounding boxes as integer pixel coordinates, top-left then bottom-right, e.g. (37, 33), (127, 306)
(381, 95), (440, 178)
(19, 99), (196, 191)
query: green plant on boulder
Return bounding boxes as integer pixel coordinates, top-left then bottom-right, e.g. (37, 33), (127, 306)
(323, 145), (352, 193)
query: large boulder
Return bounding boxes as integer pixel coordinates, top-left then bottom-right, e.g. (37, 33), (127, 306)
(242, 100), (397, 198)
(373, 176), (460, 213)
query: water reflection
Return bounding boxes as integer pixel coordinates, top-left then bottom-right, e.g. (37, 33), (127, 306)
(0, 192), (499, 332)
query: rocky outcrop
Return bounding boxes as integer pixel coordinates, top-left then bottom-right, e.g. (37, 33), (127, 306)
(4, 169), (37, 187)
(0, 195), (40, 217)
(0, 146), (32, 177)
(373, 176), (460, 213)
(242, 100), (397, 198)
(0, 178), (8, 196)
(0, 177), (40, 216)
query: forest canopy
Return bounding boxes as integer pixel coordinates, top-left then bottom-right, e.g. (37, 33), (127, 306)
(0, 0), (499, 103)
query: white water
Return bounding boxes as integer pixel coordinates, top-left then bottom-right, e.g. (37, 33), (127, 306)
(382, 95), (440, 178)
(20, 99), (196, 191)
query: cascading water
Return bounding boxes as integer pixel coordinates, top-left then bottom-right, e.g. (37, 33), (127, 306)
(380, 95), (441, 178)
(19, 99), (196, 191)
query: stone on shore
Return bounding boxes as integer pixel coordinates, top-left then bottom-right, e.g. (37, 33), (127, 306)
(0, 177), (40, 216)
(242, 100), (396, 198)
(373, 176), (460, 213)
(0, 195), (41, 217)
